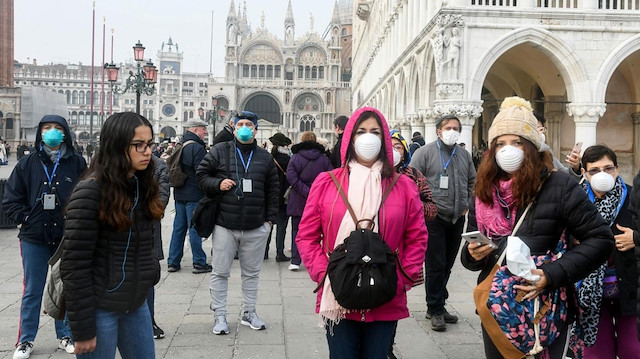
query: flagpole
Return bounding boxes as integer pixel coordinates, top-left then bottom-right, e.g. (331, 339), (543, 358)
(110, 28), (114, 114)
(89, 1), (96, 145)
(101, 17), (105, 123)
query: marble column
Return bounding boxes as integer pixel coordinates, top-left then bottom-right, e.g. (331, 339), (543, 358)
(545, 111), (563, 159)
(421, 108), (438, 144)
(632, 113), (640, 175)
(566, 103), (606, 153)
(409, 114), (423, 140)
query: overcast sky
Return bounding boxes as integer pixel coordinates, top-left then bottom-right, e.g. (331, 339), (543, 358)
(14, 0), (335, 77)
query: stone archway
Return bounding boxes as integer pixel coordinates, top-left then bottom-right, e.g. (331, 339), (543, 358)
(244, 94), (281, 124)
(160, 126), (177, 140)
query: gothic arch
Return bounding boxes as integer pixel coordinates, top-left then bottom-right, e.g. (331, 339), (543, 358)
(595, 33), (640, 103)
(240, 92), (283, 124)
(469, 27), (589, 103)
(292, 92), (325, 113)
(295, 44), (328, 62)
(240, 42), (284, 64)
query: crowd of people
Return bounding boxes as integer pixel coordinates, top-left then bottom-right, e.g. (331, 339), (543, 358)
(5, 97), (640, 359)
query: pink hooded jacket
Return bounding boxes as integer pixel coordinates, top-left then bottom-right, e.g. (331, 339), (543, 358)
(295, 107), (429, 322)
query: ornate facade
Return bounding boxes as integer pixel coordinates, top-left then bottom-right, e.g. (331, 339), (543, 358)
(351, 0), (640, 181)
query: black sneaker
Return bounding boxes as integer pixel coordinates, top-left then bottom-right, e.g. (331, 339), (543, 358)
(192, 263), (213, 274)
(275, 255), (291, 262)
(167, 265), (180, 273)
(426, 309), (459, 324)
(430, 314), (446, 331)
(152, 319), (165, 339)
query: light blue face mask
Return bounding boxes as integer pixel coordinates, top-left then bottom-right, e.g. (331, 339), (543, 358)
(237, 126), (253, 142)
(42, 128), (64, 147)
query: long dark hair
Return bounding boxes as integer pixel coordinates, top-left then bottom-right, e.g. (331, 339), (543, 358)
(344, 111), (394, 178)
(475, 136), (553, 206)
(89, 112), (164, 230)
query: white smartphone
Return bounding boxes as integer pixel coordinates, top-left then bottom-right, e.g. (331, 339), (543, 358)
(462, 231), (497, 248)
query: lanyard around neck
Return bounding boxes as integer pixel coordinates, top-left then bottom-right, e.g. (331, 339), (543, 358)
(236, 147), (254, 173)
(41, 149), (62, 188)
(437, 140), (456, 172)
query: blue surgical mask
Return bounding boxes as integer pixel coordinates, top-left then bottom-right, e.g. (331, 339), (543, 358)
(237, 126), (254, 142)
(42, 128), (64, 147)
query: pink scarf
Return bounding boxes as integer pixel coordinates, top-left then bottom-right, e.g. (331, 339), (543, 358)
(475, 179), (517, 238)
(320, 160), (383, 325)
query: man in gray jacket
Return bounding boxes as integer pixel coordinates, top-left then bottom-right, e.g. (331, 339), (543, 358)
(411, 115), (476, 332)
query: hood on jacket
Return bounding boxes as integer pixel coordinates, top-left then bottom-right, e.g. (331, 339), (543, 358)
(340, 107), (393, 166)
(291, 141), (326, 158)
(36, 115), (74, 151)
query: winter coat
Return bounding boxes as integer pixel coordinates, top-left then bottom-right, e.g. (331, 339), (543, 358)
(461, 171), (614, 291)
(296, 107), (428, 322)
(196, 139), (279, 230)
(286, 141), (333, 217)
(60, 178), (160, 341)
(152, 155), (170, 260)
(626, 172), (640, 338)
(271, 150), (290, 210)
(329, 133), (343, 169)
(173, 131), (206, 202)
(411, 139), (476, 223)
(212, 125), (234, 146)
(399, 165), (438, 222)
(3, 115), (86, 245)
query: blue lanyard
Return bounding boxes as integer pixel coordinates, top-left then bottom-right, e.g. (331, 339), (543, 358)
(436, 140), (456, 172)
(236, 148), (254, 173)
(41, 149), (62, 188)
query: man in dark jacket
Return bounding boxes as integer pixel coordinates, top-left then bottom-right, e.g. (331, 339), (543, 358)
(329, 115), (348, 169)
(196, 111), (279, 335)
(167, 119), (211, 274)
(3, 115), (86, 358)
(409, 131), (425, 155)
(267, 132), (292, 262)
(212, 118), (235, 146)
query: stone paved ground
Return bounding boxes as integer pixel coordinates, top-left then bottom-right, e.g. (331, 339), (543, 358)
(0, 159), (486, 359)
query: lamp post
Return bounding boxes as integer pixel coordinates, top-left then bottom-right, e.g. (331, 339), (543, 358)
(104, 41), (158, 116)
(199, 98), (226, 145)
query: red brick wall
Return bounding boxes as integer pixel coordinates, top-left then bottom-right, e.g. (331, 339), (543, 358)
(0, 0), (14, 87)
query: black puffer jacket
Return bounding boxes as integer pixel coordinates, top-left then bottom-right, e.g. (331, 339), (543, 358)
(60, 178), (160, 341)
(627, 172), (640, 339)
(197, 139), (279, 230)
(461, 171), (614, 290)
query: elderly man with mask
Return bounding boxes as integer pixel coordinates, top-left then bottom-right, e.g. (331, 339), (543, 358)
(411, 114), (476, 332)
(4, 115), (86, 359)
(196, 111), (279, 335)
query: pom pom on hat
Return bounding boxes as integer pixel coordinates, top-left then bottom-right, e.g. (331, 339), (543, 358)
(488, 96), (541, 149)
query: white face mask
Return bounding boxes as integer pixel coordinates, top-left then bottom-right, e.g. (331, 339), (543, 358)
(392, 149), (402, 167)
(540, 132), (546, 144)
(589, 172), (616, 193)
(495, 145), (524, 174)
(354, 133), (382, 162)
(440, 129), (460, 146)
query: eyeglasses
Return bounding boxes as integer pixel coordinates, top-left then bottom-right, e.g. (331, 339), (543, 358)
(586, 165), (617, 176)
(537, 127), (546, 133)
(392, 144), (404, 151)
(130, 141), (154, 153)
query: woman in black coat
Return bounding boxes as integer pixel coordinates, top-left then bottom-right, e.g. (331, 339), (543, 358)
(60, 112), (165, 357)
(460, 97), (614, 358)
(569, 145), (639, 358)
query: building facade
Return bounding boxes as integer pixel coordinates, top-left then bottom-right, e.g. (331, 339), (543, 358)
(351, 0), (640, 181)
(0, 0), (20, 144)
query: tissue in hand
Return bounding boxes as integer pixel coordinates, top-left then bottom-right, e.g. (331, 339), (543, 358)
(506, 236), (541, 281)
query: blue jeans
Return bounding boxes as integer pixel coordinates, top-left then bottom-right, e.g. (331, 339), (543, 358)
(76, 303), (155, 359)
(167, 200), (206, 267)
(146, 287), (155, 317)
(325, 319), (397, 359)
(290, 216), (302, 265)
(266, 207), (289, 257)
(18, 240), (72, 343)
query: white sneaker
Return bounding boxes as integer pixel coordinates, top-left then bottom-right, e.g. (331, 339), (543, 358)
(288, 264), (300, 271)
(13, 342), (33, 359)
(58, 337), (75, 354)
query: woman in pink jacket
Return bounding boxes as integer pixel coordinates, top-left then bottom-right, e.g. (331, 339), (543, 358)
(296, 107), (429, 358)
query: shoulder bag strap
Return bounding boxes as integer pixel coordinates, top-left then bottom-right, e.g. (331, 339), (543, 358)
(299, 159), (315, 176)
(329, 171), (359, 226)
(495, 200), (534, 265)
(273, 158), (286, 174)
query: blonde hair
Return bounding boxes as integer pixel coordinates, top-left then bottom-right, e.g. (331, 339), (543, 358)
(300, 131), (316, 142)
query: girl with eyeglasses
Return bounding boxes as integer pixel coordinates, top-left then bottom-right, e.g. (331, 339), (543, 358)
(569, 145), (640, 358)
(60, 112), (164, 358)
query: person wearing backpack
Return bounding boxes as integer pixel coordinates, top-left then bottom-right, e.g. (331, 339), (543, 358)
(166, 119), (212, 274)
(460, 97), (613, 358)
(295, 107), (428, 358)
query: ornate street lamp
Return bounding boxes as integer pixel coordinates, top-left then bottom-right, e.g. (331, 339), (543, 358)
(105, 41), (158, 115)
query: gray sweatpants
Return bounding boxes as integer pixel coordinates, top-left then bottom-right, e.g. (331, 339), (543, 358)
(209, 222), (270, 316)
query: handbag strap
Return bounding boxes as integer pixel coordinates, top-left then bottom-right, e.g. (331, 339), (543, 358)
(495, 200), (534, 265)
(329, 171), (399, 230)
(273, 158), (286, 174)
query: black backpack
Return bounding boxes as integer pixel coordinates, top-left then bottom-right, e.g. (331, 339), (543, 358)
(167, 140), (195, 187)
(314, 172), (410, 310)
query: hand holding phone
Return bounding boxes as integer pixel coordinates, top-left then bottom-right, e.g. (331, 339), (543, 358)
(572, 141), (583, 154)
(566, 141), (583, 170)
(462, 231), (497, 249)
